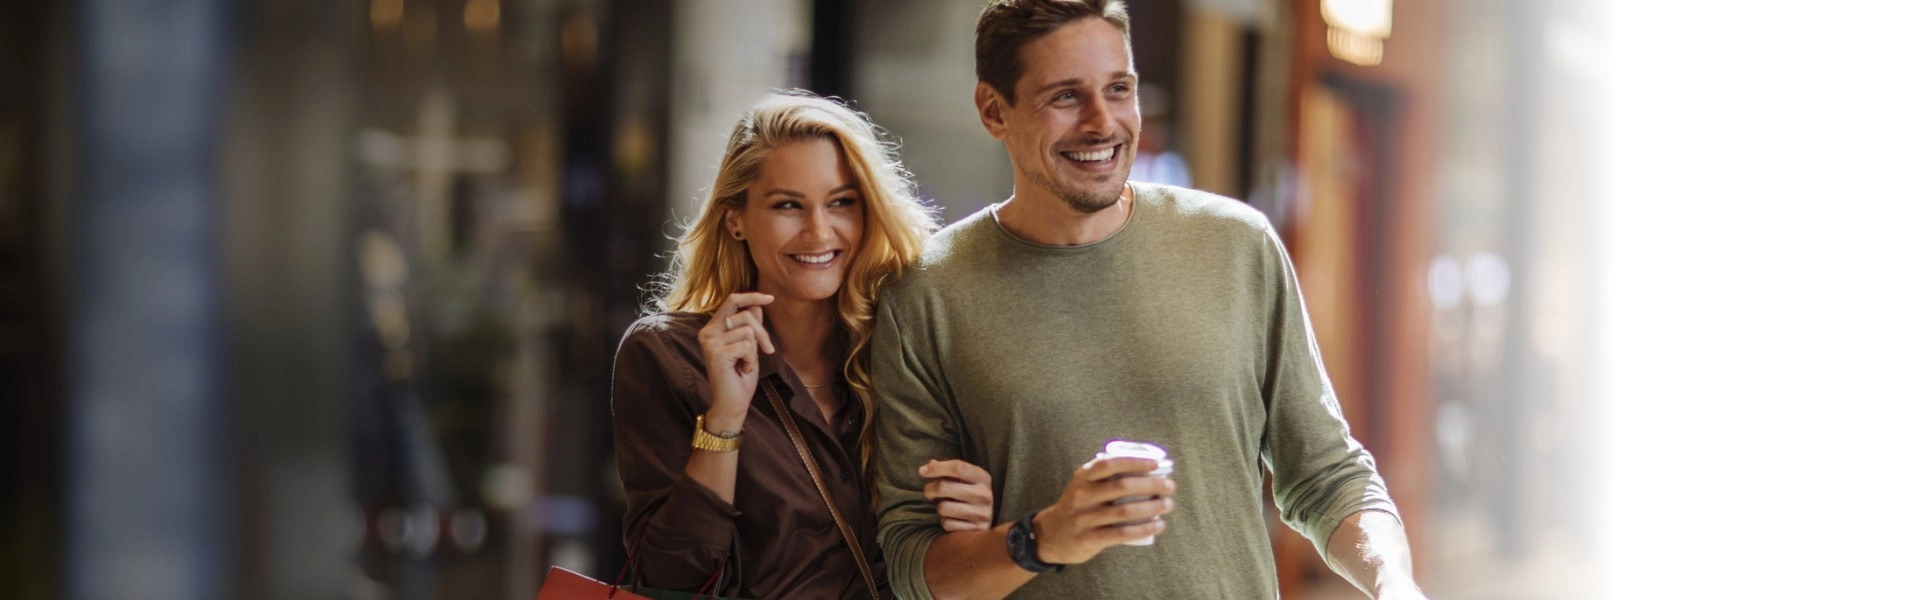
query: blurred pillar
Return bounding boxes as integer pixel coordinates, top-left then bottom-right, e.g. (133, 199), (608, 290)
(850, 0), (1013, 217)
(1180, 6), (1247, 197)
(65, 0), (232, 598)
(666, 0), (808, 218)
(220, 1), (359, 598)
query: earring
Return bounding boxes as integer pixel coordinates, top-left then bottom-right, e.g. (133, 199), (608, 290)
(730, 230), (744, 240)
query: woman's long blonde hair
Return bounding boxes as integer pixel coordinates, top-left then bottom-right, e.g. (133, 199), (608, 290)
(656, 91), (937, 469)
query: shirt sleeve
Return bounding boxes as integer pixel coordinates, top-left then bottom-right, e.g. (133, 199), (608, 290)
(610, 324), (741, 590)
(869, 297), (960, 600)
(1257, 226), (1402, 558)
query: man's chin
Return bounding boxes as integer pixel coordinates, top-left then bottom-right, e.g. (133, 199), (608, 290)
(1058, 180), (1128, 214)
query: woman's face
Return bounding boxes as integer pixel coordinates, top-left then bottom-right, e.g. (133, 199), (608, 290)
(727, 137), (866, 304)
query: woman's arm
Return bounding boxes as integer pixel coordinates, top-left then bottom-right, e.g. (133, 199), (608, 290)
(609, 298), (774, 590)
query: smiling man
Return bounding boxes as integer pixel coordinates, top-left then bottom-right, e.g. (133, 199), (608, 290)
(867, 1), (1427, 599)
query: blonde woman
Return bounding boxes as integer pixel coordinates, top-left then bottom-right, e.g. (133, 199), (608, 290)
(611, 92), (994, 599)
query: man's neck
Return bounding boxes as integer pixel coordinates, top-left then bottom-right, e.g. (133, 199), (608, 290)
(994, 183), (1134, 246)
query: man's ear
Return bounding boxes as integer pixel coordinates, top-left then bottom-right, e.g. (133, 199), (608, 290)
(975, 82), (1009, 141)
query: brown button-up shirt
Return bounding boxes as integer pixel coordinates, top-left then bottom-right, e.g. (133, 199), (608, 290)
(612, 312), (889, 599)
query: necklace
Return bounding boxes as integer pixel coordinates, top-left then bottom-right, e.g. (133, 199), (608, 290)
(800, 377), (837, 390)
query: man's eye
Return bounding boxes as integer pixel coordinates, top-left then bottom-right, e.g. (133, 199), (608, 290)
(1055, 91), (1079, 103)
(1109, 83), (1132, 96)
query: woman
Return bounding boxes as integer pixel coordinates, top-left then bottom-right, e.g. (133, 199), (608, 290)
(611, 92), (993, 599)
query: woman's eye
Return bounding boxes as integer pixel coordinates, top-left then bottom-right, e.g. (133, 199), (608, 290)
(773, 201), (801, 210)
(830, 196), (857, 208)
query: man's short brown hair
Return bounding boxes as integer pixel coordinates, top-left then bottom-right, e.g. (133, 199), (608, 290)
(974, 0), (1131, 103)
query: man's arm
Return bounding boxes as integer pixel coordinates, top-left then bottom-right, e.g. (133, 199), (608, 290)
(1256, 226), (1420, 597)
(1324, 510), (1425, 600)
(870, 290), (1176, 599)
(916, 458), (1175, 599)
(919, 525), (1033, 600)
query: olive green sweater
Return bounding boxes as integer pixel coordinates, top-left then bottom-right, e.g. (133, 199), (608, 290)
(870, 183), (1399, 599)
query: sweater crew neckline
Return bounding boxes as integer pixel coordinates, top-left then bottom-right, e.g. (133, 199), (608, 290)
(986, 183), (1146, 252)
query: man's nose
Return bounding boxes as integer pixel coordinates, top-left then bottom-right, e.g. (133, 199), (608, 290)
(1080, 95), (1117, 139)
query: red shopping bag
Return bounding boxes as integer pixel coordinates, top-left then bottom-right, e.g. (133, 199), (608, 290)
(536, 566), (649, 600)
(536, 564), (729, 600)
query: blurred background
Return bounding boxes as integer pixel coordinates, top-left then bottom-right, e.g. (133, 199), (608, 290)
(4, 0), (1915, 599)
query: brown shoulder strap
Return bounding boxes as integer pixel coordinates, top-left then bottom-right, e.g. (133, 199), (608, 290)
(761, 383), (882, 600)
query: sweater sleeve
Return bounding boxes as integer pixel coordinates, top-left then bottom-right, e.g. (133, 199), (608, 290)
(1256, 226), (1401, 557)
(869, 297), (960, 600)
(610, 322), (741, 590)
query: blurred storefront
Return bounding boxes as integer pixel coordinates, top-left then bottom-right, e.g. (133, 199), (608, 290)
(1, 0), (1600, 598)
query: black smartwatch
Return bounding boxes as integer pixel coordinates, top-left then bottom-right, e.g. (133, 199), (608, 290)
(1006, 509), (1065, 574)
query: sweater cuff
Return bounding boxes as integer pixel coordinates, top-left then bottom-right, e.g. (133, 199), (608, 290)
(881, 524), (942, 600)
(1308, 499), (1402, 558)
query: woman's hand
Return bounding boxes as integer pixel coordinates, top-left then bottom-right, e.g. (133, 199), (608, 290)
(920, 459), (996, 532)
(698, 293), (777, 423)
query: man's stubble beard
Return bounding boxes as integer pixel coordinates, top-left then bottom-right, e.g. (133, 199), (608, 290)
(1026, 148), (1133, 214)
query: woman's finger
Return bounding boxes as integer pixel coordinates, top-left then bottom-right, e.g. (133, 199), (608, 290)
(923, 480), (993, 506)
(935, 499), (993, 523)
(920, 459), (991, 485)
(940, 517), (989, 533)
(708, 293), (775, 332)
(729, 310), (776, 355)
(707, 336), (760, 378)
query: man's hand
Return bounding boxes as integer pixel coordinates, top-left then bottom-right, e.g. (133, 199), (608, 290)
(1325, 510), (1427, 600)
(1030, 457), (1176, 565)
(921, 459), (995, 532)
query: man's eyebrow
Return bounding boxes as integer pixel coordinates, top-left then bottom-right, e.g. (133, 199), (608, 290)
(1035, 72), (1137, 94)
(1034, 77), (1084, 94)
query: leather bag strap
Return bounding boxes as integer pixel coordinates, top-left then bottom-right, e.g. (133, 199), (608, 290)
(761, 383), (881, 600)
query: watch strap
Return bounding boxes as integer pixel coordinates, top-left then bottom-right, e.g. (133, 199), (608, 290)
(1007, 509), (1065, 574)
(691, 414), (743, 452)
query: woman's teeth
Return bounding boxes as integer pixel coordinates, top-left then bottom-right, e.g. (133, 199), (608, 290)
(793, 251), (837, 264)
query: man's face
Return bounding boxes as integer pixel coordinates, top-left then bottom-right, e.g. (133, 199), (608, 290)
(991, 18), (1140, 214)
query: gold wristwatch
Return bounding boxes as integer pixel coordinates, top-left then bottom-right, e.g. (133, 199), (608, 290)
(691, 415), (743, 452)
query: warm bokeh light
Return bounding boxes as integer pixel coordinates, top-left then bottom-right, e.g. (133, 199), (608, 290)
(464, 0), (500, 33)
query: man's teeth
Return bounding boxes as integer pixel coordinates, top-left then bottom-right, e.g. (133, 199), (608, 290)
(1065, 147), (1116, 162)
(794, 251), (836, 264)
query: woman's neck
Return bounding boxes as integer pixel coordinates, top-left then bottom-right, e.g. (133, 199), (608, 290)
(763, 295), (843, 383)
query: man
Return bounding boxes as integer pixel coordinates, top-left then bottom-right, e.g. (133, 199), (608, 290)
(870, 1), (1427, 598)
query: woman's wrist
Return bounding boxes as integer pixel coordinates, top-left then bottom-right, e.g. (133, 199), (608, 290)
(702, 407), (749, 435)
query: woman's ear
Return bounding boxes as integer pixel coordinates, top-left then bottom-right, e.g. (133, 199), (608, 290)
(723, 208), (744, 240)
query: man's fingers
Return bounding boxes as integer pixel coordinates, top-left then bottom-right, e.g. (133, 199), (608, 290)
(920, 459), (990, 484)
(1077, 474), (1175, 506)
(1094, 518), (1167, 545)
(1079, 457), (1165, 482)
(1082, 496), (1174, 528)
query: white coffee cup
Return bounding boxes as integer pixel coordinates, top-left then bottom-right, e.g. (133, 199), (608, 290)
(1087, 440), (1173, 546)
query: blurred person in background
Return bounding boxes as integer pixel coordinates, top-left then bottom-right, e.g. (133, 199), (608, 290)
(611, 92), (995, 599)
(868, 1), (1427, 599)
